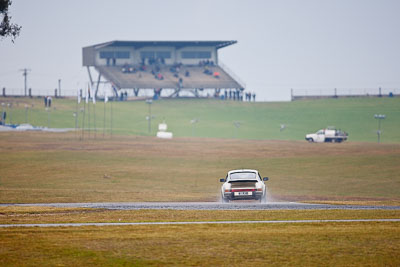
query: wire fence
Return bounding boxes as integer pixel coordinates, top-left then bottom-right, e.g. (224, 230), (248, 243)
(291, 87), (398, 100)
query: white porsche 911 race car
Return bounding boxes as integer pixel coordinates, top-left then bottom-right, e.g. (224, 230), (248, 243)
(220, 169), (269, 203)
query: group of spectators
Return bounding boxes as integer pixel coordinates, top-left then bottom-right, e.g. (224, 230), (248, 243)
(119, 91), (128, 101)
(244, 92), (256, 101)
(121, 64), (137, 74)
(222, 90), (256, 101)
(44, 96), (52, 107)
(203, 66), (220, 78)
(120, 59), (224, 83)
(198, 60), (215, 66)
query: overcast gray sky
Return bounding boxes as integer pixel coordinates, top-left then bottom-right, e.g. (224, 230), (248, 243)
(1, 0), (399, 101)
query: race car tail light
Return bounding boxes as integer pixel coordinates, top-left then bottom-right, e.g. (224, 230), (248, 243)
(256, 188), (263, 192)
(224, 189), (231, 193)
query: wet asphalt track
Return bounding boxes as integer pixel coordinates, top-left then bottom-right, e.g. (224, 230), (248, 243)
(1, 219), (400, 228)
(1, 202), (400, 210)
(2, 202), (399, 228)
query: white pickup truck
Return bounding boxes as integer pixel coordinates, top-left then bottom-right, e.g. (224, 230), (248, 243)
(305, 127), (348, 143)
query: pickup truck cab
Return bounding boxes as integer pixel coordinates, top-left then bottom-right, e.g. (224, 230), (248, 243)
(305, 127), (348, 143)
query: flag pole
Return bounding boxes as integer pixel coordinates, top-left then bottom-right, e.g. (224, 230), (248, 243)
(75, 91), (80, 140)
(93, 90), (97, 139)
(81, 89), (87, 141)
(110, 97), (113, 138)
(103, 89), (107, 138)
(87, 84), (91, 139)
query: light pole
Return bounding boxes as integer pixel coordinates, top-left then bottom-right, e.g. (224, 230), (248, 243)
(374, 114), (386, 143)
(58, 79), (61, 97)
(146, 99), (153, 134)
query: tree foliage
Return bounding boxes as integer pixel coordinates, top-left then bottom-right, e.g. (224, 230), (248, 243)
(0, 0), (21, 41)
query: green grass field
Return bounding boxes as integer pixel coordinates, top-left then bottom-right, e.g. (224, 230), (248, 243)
(1, 96), (399, 142)
(1, 97), (399, 266)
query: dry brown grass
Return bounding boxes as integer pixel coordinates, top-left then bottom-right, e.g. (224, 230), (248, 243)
(1, 132), (400, 204)
(1, 221), (399, 266)
(0, 206), (399, 224)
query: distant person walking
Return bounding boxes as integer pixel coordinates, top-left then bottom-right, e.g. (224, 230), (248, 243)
(44, 96), (48, 107)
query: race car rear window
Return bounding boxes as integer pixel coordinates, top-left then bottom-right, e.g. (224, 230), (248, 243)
(230, 172), (256, 180)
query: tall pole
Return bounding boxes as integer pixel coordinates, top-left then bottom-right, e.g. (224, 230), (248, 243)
(378, 119), (381, 143)
(75, 92), (79, 139)
(19, 68), (31, 96)
(110, 99), (113, 138)
(146, 99), (152, 134)
(93, 97), (96, 139)
(103, 92), (107, 138)
(87, 86), (91, 139)
(58, 79), (61, 97)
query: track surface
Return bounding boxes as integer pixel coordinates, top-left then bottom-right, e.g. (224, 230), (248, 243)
(1, 202), (400, 210)
(1, 219), (400, 228)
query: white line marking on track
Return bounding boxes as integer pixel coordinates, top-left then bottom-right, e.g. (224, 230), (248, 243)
(1, 219), (399, 228)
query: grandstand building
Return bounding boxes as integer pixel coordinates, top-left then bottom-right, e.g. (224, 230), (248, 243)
(82, 40), (245, 98)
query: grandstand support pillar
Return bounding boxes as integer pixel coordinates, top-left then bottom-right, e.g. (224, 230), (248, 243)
(87, 66), (93, 85)
(95, 73), (101, 99)
(133, 89), (140, 97)
(188, 89), (199, 97)
(168, 88), (181, 98)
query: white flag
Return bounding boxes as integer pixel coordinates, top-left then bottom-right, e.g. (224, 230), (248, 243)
(77, 91), (81, 104)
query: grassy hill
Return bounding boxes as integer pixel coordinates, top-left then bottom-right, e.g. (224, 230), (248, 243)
(1, 96), (399, 143)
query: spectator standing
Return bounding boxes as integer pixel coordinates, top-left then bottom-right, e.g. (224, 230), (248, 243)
(47, 96), (52, 107)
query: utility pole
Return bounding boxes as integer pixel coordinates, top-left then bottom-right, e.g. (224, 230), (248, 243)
(19, 68), (31, 96)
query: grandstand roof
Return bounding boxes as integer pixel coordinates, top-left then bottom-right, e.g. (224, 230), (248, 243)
(86, 40), (237, 50)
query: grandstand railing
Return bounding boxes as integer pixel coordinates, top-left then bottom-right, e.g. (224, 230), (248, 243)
(218, 60), (246, 89)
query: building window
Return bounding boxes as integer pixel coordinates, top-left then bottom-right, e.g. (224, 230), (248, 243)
(181, 51), (211, 59)
(140, 51), (171, 59)
(99, 51), (114, 59)
(115, 51), (130, 59)
(140, 51), (155, 59)
(156, 51), (171, 58)
(100, 51), (130, 59)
